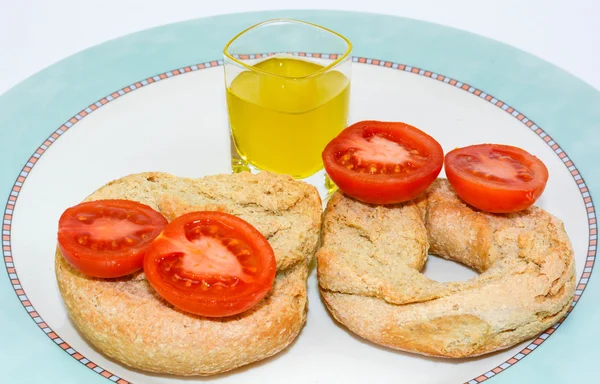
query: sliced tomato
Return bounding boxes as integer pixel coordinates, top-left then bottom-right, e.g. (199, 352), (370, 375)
(143, 211), (277, 317)
(445, 144), (549, 213)
(322, 120), (444, 204)
(58, 199), (168, 278)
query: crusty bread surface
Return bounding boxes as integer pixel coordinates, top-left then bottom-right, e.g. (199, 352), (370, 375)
(55, 171), (322, 375)
(317, 179), (576, 358)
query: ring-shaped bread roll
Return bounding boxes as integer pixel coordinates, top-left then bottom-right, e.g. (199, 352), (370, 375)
(317, 179), (576, 358)
(56, 172), (322, 375)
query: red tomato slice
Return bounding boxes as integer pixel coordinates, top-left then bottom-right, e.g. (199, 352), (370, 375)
(445, 144), (549, 213)
(143, 211), (277, 317)
(322, 120), (444, 204)
(58, 199), (168, 278)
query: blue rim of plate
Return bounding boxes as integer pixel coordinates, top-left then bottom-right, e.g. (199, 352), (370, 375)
(2, 53), (595, 384)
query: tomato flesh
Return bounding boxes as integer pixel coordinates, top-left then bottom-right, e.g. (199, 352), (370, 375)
(143, 211), (276, 317)
(322, 121), (444, 204)
(337, 134), (429, 173)
(57, 199), (168, 278)
(445, 144), (549, 213)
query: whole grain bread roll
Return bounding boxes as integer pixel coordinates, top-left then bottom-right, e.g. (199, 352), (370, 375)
(317, 179), (576, 358)
(55, 171), (322, 375)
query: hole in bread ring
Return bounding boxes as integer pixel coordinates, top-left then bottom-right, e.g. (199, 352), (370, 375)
(316, 178), (576, 358)
(420, 254), (478, 283)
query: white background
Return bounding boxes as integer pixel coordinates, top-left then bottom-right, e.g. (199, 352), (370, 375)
(0, 0), (599, 96)
(0, 2), (597, 382)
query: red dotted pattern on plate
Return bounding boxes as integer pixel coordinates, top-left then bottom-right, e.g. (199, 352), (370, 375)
(2, 54), (595, 384)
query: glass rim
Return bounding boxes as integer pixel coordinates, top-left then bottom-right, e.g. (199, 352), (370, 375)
(223, 18), (353, 80)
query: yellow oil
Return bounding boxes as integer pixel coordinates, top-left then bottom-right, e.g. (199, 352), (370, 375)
(226, 56), (350, 178)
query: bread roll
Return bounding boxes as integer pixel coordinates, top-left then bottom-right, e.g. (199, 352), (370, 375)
(56, 171), (322, 375)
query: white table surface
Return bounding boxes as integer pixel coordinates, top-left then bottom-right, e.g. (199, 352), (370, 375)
(0, 0), (599, 97)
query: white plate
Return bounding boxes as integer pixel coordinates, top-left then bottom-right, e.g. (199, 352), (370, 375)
(7, 59), (589, 384)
